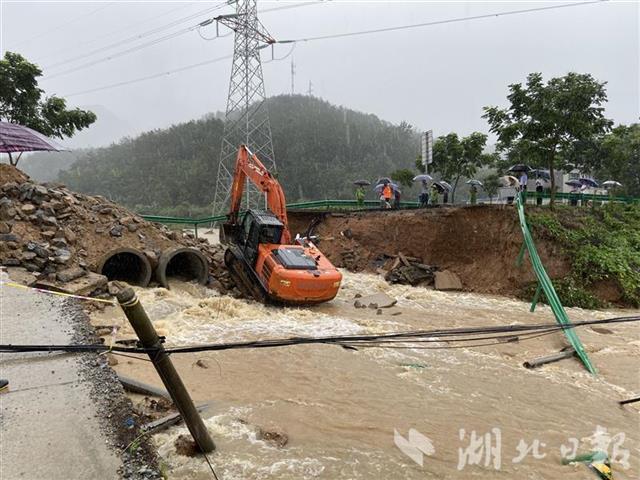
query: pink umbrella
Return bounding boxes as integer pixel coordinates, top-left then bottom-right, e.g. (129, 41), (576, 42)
(0, 121), (66, 165)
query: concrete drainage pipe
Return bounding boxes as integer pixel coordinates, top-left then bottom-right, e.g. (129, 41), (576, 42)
(97, 248), (152, 287)
(155, 247), (208, 289)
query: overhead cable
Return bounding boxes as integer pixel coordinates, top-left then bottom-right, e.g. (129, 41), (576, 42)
(61, 53), (233, 97)
(43, 0), (231, 71)
(276, 0), (607, 44)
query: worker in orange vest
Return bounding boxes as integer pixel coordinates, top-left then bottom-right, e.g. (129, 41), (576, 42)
(381, 183), (393, 209)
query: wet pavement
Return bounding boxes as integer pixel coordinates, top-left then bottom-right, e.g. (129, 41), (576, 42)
(0, 272), (121, 480)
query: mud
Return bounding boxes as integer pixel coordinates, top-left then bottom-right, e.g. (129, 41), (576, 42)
(289, 207), (571, 297)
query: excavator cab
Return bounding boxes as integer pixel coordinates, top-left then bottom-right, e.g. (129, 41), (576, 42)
(238, 210), (283, 267)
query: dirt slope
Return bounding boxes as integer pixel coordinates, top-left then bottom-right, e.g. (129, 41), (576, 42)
(289, 206), (570, 297)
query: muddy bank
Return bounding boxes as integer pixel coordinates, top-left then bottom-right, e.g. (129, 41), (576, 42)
(289, 206), (570, 297)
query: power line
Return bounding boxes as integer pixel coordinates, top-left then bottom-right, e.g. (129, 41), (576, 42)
(1, 315), (637, 355)
(276, 0), (606, 44)
(43, 0), (325, 78)
(61, 54), (233, 98)
(43, 1), (231, 71)
(10, 3), (113, 48)
(44, 22), (214, 80)
(57, 0), (604, 95)
(42, 3), (196, 62)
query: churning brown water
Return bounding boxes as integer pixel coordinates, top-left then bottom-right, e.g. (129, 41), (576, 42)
(91, 272), (640, 479)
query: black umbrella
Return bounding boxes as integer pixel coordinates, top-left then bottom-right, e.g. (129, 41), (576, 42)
(432, 182), (446, 193)
(376, 177), (393, 185)
(507, 164), (532, 173)
(353, 180), (371, 186)
(531, 168), (551, 180)
(579, 178), (599, 188)
(437, 180), (453, 192)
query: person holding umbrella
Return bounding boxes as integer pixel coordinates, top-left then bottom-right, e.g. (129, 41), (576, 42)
(602, 180), (622, 203)
(413, 174), (432, 208)
(355, 186), (365, 207)
(353, 180), (370, 208)
(466, 179), (482, 205)
(374, 181), (394, 208)
(430, 182), (440, 206)
(535, 179), (544, 205)
(566, 180), (582, 206)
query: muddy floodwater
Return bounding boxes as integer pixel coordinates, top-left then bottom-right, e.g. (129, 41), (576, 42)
(91, 272), (640, 479)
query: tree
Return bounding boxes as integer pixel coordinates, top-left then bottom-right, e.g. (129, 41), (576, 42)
(593, 124), (640, 197)
(57, 95), (420, 211)
(0, 52), (96, 166)
(482, 173), (501, 204)
(415, 155), (426, 174)
(483, 72), (612, 207)
(391, 168), (415, 188)
(431, 132), (495, 202)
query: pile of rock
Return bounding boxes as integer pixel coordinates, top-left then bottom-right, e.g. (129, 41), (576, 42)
(0, 165), (236, 295)
(379, 253), (437, 287)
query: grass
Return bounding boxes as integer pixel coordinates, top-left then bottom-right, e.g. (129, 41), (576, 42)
(527, 203), (640, 308)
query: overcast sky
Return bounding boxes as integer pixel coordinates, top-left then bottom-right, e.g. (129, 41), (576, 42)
(1, 0), (638, 147)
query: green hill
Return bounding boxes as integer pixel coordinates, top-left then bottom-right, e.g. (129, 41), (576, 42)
(57, 95), (419, 216)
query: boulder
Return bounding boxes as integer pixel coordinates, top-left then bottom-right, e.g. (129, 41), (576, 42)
(20, 204), (36, 215)
(434, 270), (463, 291)
(56, 267), (87, 283)
(357, 292), (397, 308)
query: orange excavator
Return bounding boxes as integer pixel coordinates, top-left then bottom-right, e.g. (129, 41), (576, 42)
(220, 145), (342, 305)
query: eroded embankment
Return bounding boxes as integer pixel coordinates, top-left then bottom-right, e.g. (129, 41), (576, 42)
(289, 206), (570, 298)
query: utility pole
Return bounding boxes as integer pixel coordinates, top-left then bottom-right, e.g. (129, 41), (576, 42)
(290, 57), (295, 95)
(212, 0), (277, 215)
(307, 80), (313, 97)
(117, 288), (215, 453)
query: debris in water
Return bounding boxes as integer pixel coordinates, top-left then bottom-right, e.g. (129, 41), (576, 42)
(174, 434), (198, 457)
(355, 292), (397, 309)
(257, 426), (289, 448)
(194, 359), (210, 369)
(378, 252), (437, 286)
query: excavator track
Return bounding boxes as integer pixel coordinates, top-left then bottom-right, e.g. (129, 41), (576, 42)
(224, 248), (268, 303)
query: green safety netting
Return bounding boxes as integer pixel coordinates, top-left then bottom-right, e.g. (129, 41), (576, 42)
(515, 193), (596, 374)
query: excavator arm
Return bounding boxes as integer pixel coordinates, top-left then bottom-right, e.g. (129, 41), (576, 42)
(228, 145), (291, 243)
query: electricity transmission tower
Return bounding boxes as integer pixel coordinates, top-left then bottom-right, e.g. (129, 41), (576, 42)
(212, 0), (276, 215)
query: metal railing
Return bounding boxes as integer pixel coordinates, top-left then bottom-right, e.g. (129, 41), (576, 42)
(140, 194), (638, 236)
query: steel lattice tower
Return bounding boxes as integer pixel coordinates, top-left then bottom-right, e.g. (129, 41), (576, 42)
(212, 0), (276, 215)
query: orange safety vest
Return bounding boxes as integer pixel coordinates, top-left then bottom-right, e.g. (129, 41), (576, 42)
(383, 185), (392, 199)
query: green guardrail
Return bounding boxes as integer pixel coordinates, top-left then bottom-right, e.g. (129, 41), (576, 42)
(140, 194), (637, 239)
(140, 200), (421, 234)
(515, 193), (596, 375)
(527, 191), (639, 204)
